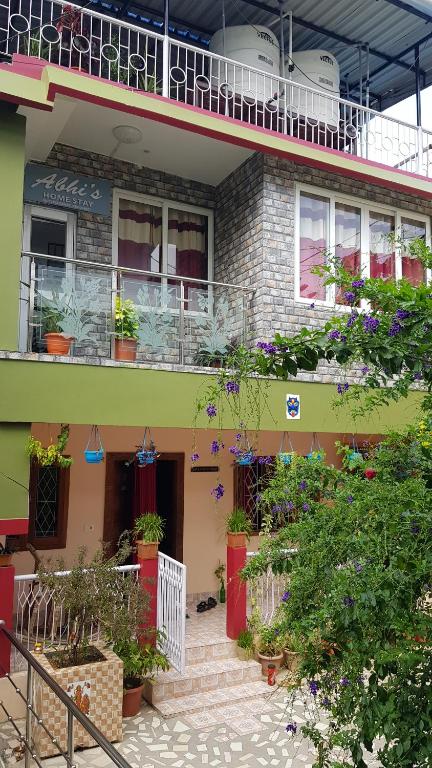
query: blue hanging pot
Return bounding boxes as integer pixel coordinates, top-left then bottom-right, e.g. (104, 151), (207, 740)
(136, 428), (159, 467)
(278, 432), (295, 465)
(136, 449), (158, 466)
(307, 433), (323, 461)
(278, 452), (293, 465)
(236, 451), (255, 466)
(84, 426), (104, 464)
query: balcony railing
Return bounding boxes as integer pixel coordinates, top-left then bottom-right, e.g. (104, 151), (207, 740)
(20, 252), (252, 366)
(2, 0), (432, 176)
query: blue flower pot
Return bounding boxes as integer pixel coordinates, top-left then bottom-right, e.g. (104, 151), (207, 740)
(307, 451), (323, 462)
(84, 449), (104, 464)
(136, 450), (157, 466)
(347, 450), (363, 465)
(278, 452), (293, 465)
(237, 453), (254, 466)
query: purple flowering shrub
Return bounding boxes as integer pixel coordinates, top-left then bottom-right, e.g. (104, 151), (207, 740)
(252, 453), (338, 532)
(253, 240), (432, 416)
(251, 428), (432, 768)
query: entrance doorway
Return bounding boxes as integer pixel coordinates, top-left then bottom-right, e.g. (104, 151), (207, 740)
(103, 452), (184, 562)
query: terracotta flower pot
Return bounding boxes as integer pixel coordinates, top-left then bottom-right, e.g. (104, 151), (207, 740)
(283, 649), (301, 672)
(44, 333), (73, 356)
(114, 338), (137, 362)
(137, 541), (158, 560)
(227, 532), (247, 548)
(258, 651), (284, 675)
(122, 683), (144, 717)
(0, 554), (13, 567)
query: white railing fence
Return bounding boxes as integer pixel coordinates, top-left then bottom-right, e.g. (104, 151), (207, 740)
(246, 550), (296, 625)
(1, 0), (432, 176)
(12, 564), (140, 672)
(157, 552), (186, 674)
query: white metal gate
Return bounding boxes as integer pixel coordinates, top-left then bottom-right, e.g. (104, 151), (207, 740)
(157, 552), (187, 673)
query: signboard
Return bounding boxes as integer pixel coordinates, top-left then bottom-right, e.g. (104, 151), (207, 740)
(24, 164), (112, 216)
(191, 466), (219, 473)
(286, 394), (301, 419)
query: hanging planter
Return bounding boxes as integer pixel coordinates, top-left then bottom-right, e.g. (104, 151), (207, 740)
(236, 450), (255, 466)
(84, 425), (104, 464)
(347, 437), (364, 470)
(136, 427), (159, 467)
(27, 425), (72, 468)
(306, 432), (324, 461)
(278, 432), (295, 465)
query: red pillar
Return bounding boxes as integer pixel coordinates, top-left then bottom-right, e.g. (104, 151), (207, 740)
(138, 550), (158, 646)
(226, 541), (247, 640)
(0, 565), (15, 676)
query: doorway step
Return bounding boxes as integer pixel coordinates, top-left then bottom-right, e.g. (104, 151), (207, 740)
(145, 603), (270, 722)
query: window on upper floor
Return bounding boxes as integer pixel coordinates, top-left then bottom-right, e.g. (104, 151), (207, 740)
(297, 186), (430, 305)
(113, 191), (213, 311)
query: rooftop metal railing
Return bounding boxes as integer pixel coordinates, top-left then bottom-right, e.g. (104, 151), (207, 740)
(1, 0), (432, 175)
(0, 621), (131, 768)
(20, 251), (253, 366)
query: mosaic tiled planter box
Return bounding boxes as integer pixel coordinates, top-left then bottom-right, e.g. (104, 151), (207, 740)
(32, 645), (123, 758)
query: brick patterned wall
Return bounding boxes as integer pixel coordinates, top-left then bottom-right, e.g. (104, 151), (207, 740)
(38, 144), (432, 383)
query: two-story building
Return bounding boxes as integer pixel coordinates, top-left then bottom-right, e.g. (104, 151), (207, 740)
(0, 0), (429, 606)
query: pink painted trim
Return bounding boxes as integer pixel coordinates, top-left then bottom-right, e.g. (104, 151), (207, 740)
(0, 518), (29, 535)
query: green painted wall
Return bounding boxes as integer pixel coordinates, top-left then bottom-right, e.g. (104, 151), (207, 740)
(0, 359), (423, 433)
(0, 423), (30, 521)
(0, 108), (26, 351)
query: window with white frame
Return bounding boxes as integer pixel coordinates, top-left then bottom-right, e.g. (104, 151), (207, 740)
(113, 191), (213, 310)
(297, 187), (430, 304)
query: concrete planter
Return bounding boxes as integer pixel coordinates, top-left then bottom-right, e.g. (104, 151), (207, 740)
(283, 649), (302, 673)
(32, 645), (123, 758)
(137, 541), (158, 559)
(257, 651), (284, 675)
(226, 532), (247, 548)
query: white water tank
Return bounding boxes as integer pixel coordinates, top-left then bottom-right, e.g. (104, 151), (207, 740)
(210, 25), (280, 104)
(286, 50), (340, 126)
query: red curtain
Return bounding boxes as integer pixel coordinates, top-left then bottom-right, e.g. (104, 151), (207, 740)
(133, 462), (157, 522)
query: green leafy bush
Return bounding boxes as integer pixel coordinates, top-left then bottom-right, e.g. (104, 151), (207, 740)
(115, 297), (139, 340)
(226, 507), (253, 536)
(134, 513), (165, 543)
(113, 636), (169, 688)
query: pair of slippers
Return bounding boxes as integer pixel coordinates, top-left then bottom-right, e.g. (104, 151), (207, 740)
(197, 597), (217, 613)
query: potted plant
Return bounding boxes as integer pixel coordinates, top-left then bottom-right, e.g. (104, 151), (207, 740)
(282, 633), (302, 673)
(0, 543), (13, 567)
(27, 425), (73, 469)
(226, 507), (253, 548)
(237, 628), (254, 661)
(257, 625), (284, 675)
(134, 513), (165, 559)
(113, 636), (169, 717)
(33, 540), (146, 757)
(136, 428), (158, 466)
(42, 307), (74, 356)
(114, 297), (139, 361)
(214, 562), (226, 603)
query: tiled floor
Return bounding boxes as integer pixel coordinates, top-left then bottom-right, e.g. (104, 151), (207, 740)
(0, 684), (382, 768)
(0, 607), (382, 767)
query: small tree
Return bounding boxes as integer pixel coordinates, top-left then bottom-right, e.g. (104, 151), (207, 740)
(38, 538), (148, 667)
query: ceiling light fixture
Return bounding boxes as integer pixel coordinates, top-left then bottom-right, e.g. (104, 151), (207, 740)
(111, 124), (143, 157)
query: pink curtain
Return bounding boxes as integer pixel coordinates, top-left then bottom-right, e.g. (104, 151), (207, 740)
(299, 194), (329, 300)
(168, 209), (207, 306)
(118, 199), (162, 272)
(402, 256), (424, 286)
(370, 213), (395, 280)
